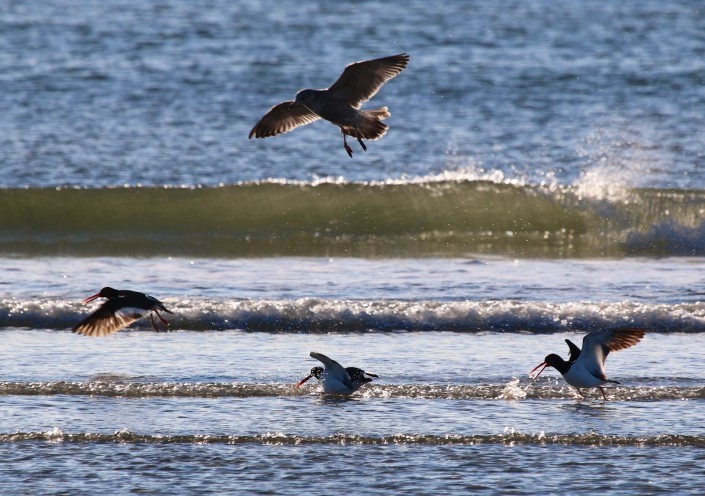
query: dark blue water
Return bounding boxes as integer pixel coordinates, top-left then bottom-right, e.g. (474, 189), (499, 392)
(2, 1), (705, 494)
(1, 0), (703, 188)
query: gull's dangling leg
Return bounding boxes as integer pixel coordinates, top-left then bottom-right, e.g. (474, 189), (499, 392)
(357, 137), (367, 152)
(341, 129), (353, 158)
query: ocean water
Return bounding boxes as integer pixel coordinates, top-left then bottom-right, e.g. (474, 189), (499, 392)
(2, 0), (705, 494)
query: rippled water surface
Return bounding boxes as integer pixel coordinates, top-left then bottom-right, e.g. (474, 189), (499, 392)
(2, 327), (705, 494)
(2, 0), (705, 494)
(2, 0), (704, 189)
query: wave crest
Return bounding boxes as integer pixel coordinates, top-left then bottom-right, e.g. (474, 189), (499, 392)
(3, 429), (703, 447)
(2, 298), (704, 333)
(2, 181), (705, 257)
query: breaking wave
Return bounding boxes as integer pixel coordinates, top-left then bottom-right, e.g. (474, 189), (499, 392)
(2, 180), (705, 258)
(2, 297), (704, 333)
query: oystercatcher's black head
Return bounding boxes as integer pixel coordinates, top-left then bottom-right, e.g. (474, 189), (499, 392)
(294, 366), (324, 388)
(82, 287), (119, 304)
(530, 353), (571, 380)
(544, 353), (570, 373)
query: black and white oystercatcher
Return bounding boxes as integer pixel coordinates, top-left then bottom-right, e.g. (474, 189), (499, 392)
(295, 351), (378, 394)
(249, 53), (409, 157)
(530, 327), (646, 400)
(73, 287), (173, 337)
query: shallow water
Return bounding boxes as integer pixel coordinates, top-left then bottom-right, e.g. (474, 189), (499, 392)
(2, 0), (705, 494)
(1, 328), (705, 494)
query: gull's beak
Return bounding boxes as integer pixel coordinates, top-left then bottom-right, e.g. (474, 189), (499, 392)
(529, 362), (548, 380)
(365, 372), (379, 378)
(294, 374), (313, 388)
(82, 293), (102, 304)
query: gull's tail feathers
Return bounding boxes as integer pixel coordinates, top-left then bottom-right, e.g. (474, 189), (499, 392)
(344, 107), (390, 141)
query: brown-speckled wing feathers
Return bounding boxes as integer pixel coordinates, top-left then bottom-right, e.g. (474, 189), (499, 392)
(327, 53), (409, 107)
(248, 101), (320, 139)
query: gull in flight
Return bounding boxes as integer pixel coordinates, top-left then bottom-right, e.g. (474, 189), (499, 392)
(249, 53), (409, 157)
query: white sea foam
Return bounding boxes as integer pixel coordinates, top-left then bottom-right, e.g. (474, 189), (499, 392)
(3, 297), (704, 333)
(499, 378), (527, 400)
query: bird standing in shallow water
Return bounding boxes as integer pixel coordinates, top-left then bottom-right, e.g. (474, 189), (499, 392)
(73, 287), (173, 337)
(249, 53), (409, 157)
(295, 351), (378, 394)
(530, 327), (646, 400)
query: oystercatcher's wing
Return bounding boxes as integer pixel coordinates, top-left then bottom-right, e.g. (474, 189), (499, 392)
(310, 351), (352, 389)
(577, 328), (646, 379)
(565, 338), (582, 363)
(73, 302), (147, 337)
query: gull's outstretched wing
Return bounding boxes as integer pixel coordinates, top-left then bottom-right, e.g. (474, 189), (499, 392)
(249, 101), (320, 139)
(327, 53), (409, 107)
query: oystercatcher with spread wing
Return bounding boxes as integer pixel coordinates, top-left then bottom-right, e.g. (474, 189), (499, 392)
(530, 328), (646, 400)
(295, 351), (378, 394)
(73, 287), (173, 337)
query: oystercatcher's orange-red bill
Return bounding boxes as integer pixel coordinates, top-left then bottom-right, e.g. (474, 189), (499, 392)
(294, 375), (313, 388)
(529, 362), (548, 380)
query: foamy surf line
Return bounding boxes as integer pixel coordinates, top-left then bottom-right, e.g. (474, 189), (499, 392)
(3, 429), (704, 447)
(2, 298), (704, 333)
(1, 382), (703, 401)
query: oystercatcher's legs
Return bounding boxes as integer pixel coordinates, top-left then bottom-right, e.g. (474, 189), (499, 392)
(155, 310), (169, 326)
(150, 313), (160, 332)
(598, 386), (609, 401)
